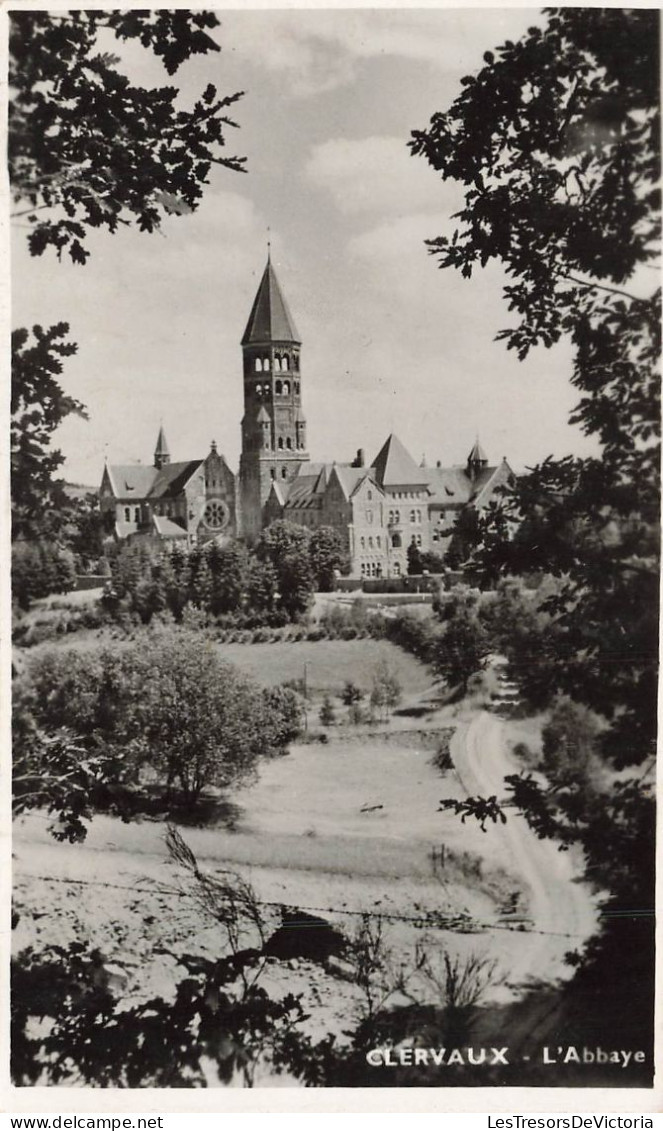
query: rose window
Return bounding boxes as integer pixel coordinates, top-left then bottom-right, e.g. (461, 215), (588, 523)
(202, 499), (229, 530)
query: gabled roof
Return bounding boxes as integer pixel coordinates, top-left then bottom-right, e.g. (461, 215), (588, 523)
(241, 257), (301, 346)
(331, 465), (379, 501)
(372, 434), (432, 488)
(107, 464), (158, 498)
(149, 460), (202, 499)
(427, 461), (513, 509)
(106, 459), (201, 500)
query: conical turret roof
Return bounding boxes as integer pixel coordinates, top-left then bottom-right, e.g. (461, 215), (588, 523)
(242, 257), (300, 346)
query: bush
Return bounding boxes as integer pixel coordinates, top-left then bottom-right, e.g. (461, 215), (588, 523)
(20, 631), (303, 807)
(13, 542), (77, 610)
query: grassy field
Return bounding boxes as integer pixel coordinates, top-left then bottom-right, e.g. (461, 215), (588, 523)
(215, 638), (431, 694)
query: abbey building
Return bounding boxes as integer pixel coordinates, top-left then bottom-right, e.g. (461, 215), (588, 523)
(100, 255), (514, 578)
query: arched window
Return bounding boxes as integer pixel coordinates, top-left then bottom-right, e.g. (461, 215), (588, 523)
(278, 437), (284, 449)
(282, 356), (289, 371)
(274, 357), (281, 372)
(376, 536), (381, 549)
(263, 357), (270, 371)
(255, 358), (262, 372)
(124, 507), (131, 522)
(255, 383), (262, 397)
(416, 509), (422, 523)
(393, 562), (401, 577)
(275, 379), (282, 395)
(368, 536), (373, 549)
(270, 469), (276, 480)
(410, 509), (416, 523)
(394, 510), (400, 523)
(392, 533), (401, 549)
(281, 468), (287, 479)
(367, 490), (373, 501)
(416, 534), (422, 547)
(295, 381), (300, 394)
(135, 507), (140, 522)
(283, 381), (290, 395)
(286, 437), (292, 450)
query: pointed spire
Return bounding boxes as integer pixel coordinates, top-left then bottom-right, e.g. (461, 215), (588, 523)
(242, 256), (300, 346)
(154, 425), (170, 469)
(467, 436), (488, 467)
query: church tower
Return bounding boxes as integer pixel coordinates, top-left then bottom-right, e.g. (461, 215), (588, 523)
(239, 254), (309, 540)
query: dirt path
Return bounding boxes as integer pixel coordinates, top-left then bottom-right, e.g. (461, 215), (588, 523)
(451, 711), (600, 991)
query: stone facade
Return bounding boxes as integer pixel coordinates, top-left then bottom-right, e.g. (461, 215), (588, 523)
(100, 256), (515, 576)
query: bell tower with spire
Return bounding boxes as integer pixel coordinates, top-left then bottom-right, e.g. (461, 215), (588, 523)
(239, 252), (310, 540)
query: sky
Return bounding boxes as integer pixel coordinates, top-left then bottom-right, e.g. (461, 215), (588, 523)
(11, 6), (604, 487)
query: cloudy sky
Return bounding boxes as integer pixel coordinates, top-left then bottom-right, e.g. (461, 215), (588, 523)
(12, 6), (602, 487)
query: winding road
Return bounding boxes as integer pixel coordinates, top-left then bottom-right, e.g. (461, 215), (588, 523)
(451, 711), (599, 988)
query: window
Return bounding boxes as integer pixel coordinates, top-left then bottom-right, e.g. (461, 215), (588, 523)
(295, 381), (300, 394)
(361, 563), (366, 576)
(416, 534), (422, 547)
(278, 437), (284, 449)
(286, 437), (292, 450)
(367, 490), (372, 501)
(393, 562), (401, 577)
(366, 510), (373, 523)
(255, 383), (262, 397)
(270, 469), (276, 480)
(263, 357), (270, 371)
(255, 358), (262, 372)
(432, 531), (439, 542)
(274, 357), (281, 372)
(392, 533), (401, 549)
(410, 509), (416, 523)
(281, 468), (287, 479)
(395, 510), (400, 523)
(283, 381), (290, 395)
(275, 379), (282, 395)
(282, 356), (289, 371)
(368, 536), (373, 549)
(134, 507), (140, 522)
(124, 507), (131, 522)
(376, 536), (381, 549)
(416, 509), (422, 523)
(360, 537), (365, 550)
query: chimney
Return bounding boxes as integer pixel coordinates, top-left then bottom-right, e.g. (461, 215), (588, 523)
(352, 448), (366, 468)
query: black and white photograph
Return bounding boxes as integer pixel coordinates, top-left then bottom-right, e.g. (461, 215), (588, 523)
(8, 3), (659, 1097)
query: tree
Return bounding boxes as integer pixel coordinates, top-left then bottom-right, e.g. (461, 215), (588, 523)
(11, 323), (85, 542)
(319, 695), (336, 727)
(370, 660), (402, 719)
(309, 526), (350, 591)
(406, 540), (423, 575)
(10, 11), (245, 581)
(256, 521), (315, 620)
(411, 8), (659, 767)
(9, 10), (244, 264)
(434, 606), (489, 694)
(414, 8), (658, 1063)
(12, 541), (77, 610)
(19, 632), (299, 808)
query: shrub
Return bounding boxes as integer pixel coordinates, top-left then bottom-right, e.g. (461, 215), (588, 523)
(21, 631), (302, 806)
